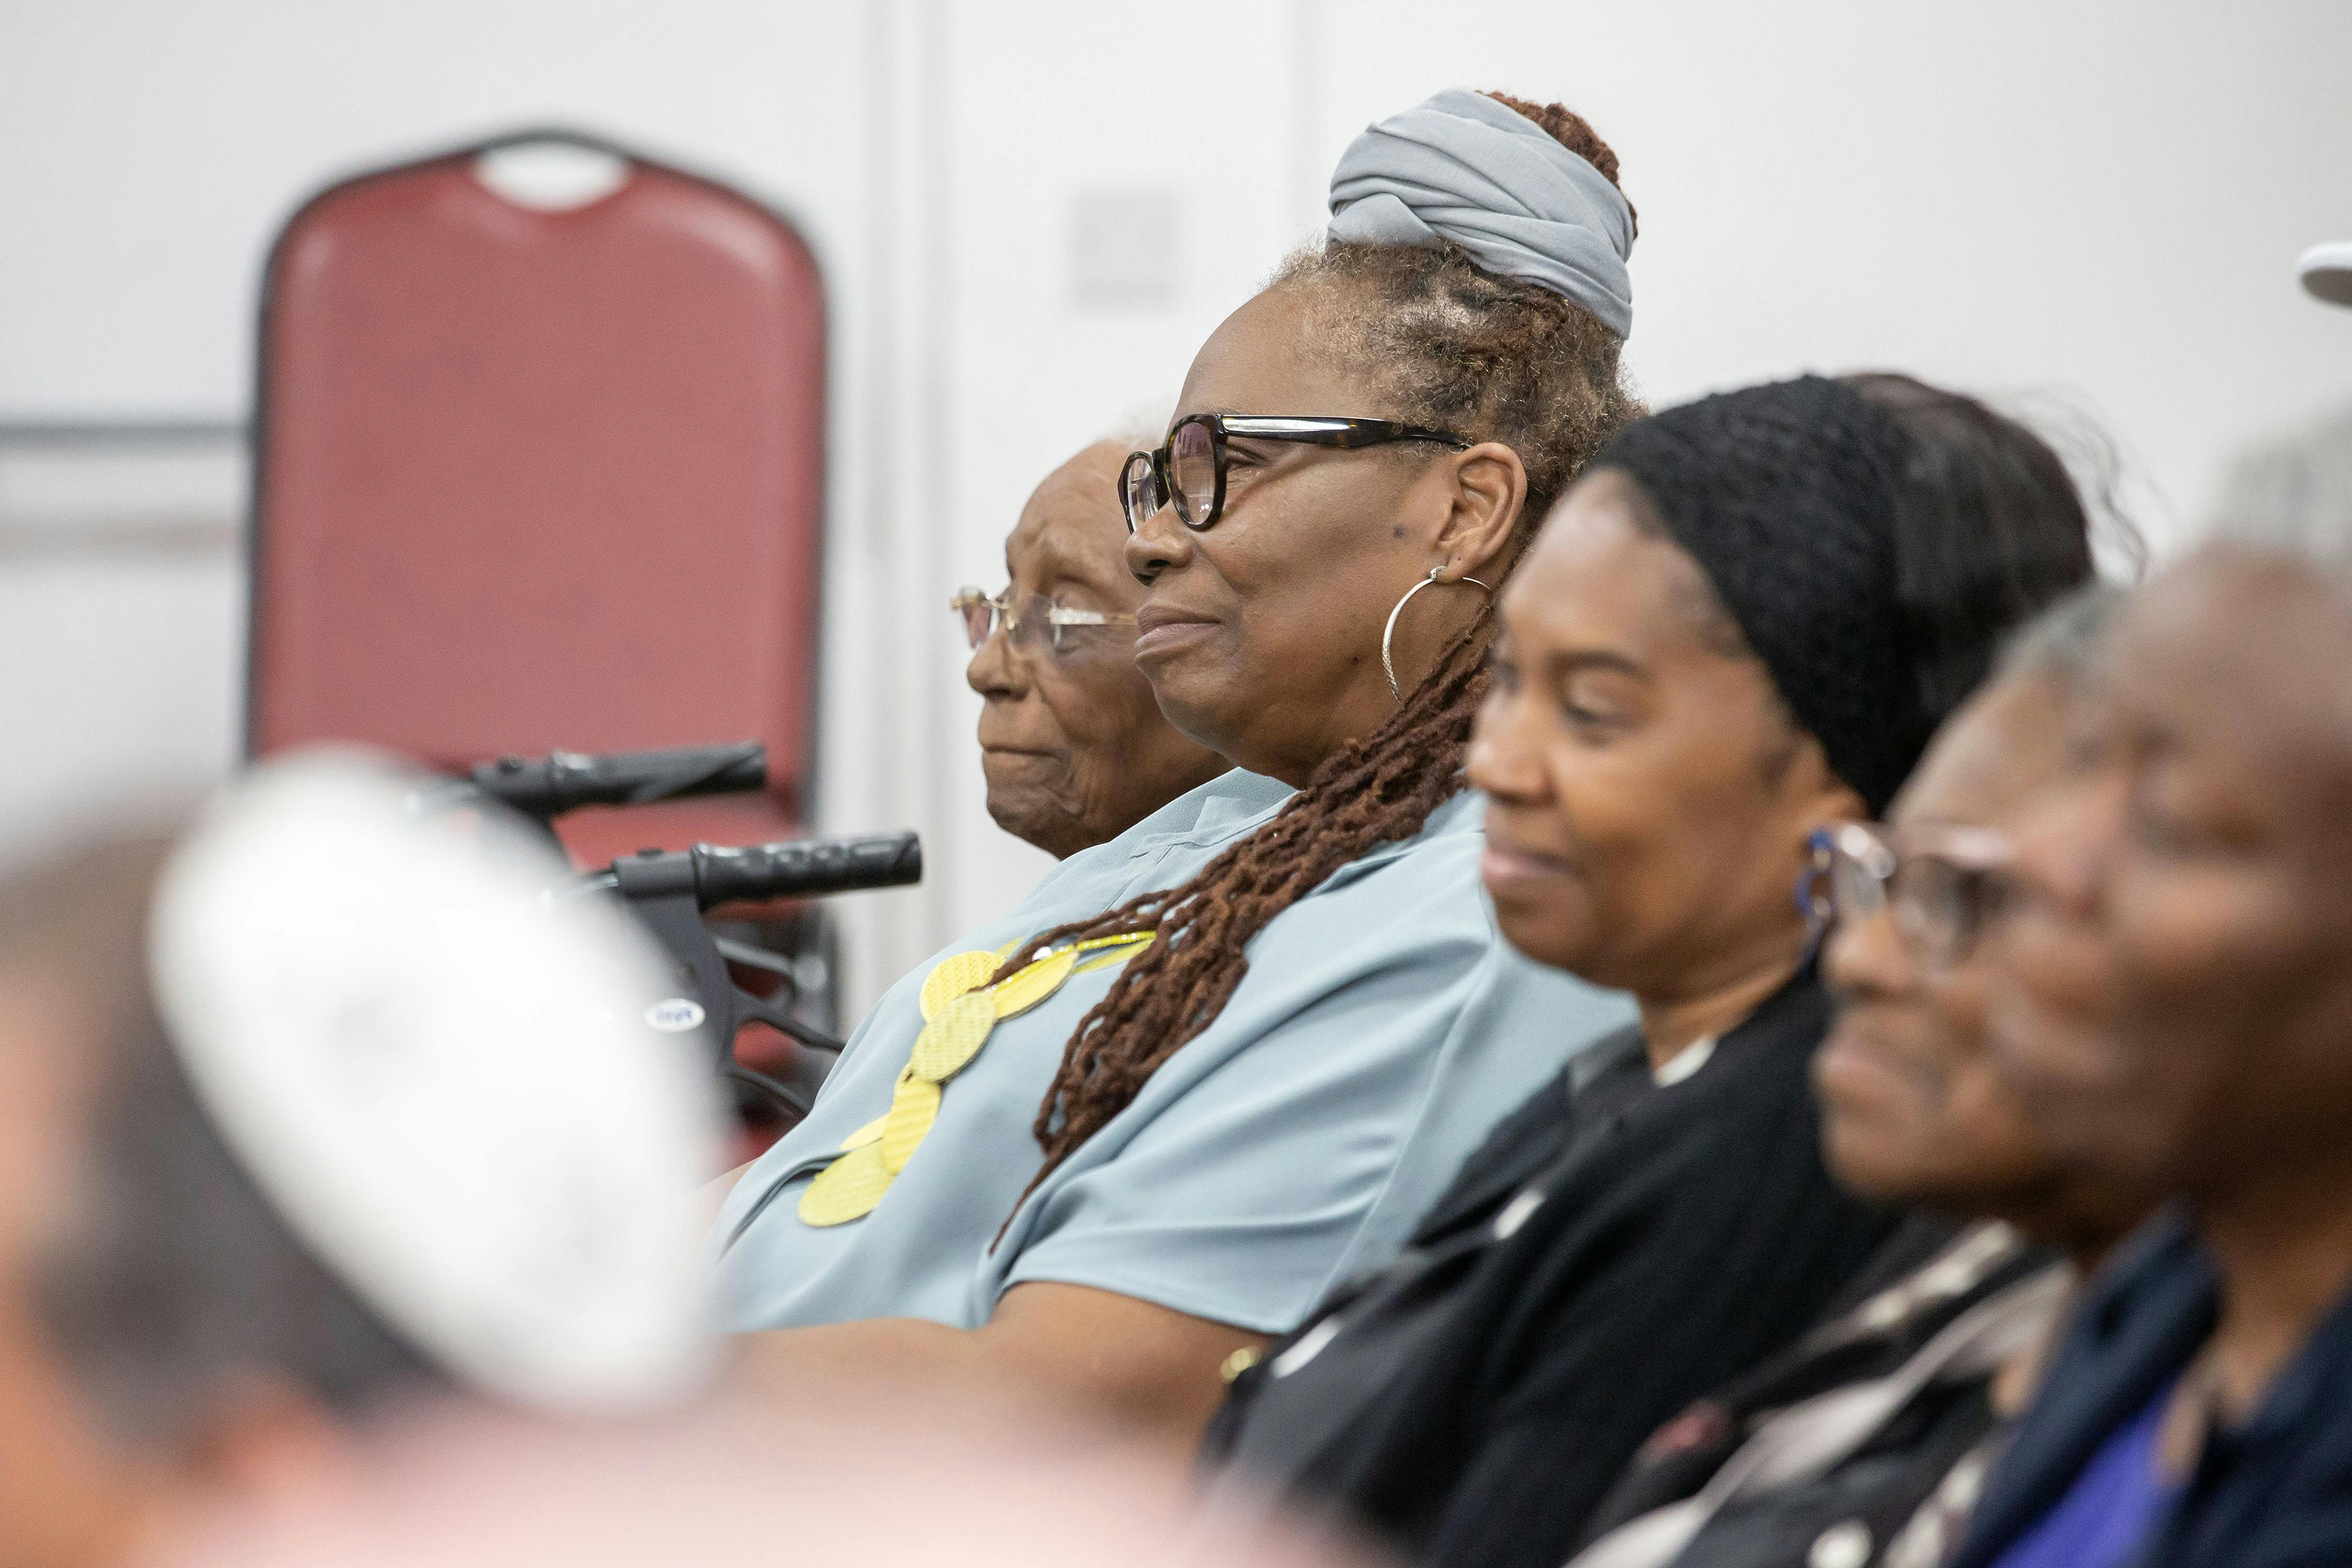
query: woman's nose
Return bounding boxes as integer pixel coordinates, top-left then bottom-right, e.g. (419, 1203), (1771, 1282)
(1123, 505), (1193, 585)
(1825, 905), (1913, 1004)
(1466, 697), (1544, 803)
(965, 623), (1027, 698)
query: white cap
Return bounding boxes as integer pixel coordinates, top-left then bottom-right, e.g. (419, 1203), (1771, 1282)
(147, 751), (722, 1415)
(2299, 240), (2352, 308)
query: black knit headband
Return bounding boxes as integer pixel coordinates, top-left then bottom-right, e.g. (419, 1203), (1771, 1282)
(1592, 375), (1930, 815)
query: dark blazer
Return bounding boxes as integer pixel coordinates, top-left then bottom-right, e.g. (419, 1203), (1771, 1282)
(1954, 1208), (2352, 1568)
(1947, 1213), (2215, 1568)
(1206, 968), (1901, 1568)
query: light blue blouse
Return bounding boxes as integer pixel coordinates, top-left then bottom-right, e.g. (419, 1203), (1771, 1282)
(713, 769), (1632, 1334)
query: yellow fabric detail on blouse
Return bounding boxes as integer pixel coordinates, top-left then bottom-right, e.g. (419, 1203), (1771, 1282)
(797, 1140), (893, 1226)
(796, 931), (1155, 1228)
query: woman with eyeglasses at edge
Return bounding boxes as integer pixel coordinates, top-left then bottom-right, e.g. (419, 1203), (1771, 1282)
(1199, 374), (2099, 1567)
(711, 90), (1640, 1449)
(955, 436), (1227, 860)
(1559, 586), (2162, 1568)
(1941, 429), (2352, 1568)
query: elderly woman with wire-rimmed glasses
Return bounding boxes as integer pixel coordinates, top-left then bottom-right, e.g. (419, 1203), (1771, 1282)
(954, 439), (1227, 860)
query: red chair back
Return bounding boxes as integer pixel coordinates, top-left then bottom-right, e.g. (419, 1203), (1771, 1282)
(249, 131), (825, 867)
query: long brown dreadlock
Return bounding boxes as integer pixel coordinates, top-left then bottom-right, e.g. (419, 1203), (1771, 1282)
(1004, 94), (1645, 1220)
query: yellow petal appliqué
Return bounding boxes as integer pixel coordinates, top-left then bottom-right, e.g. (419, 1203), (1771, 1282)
(1071, 932), (1155, 977)
(881, 1070), (942, 1174)
(801, 931), (1158, 1228)
(909, 990), (996, 1082)
(992, 946), (1078, 1020)
(918, 950), (1001, 1022)
(797, 1141), (893, 1227)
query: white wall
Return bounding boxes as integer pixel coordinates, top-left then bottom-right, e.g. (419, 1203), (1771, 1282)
(0, 0), (880, 415)
(1304, 0), (2352, 545)
(7, 1), (2352, 1013)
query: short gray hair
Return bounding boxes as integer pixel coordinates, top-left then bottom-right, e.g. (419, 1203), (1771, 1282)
(1997, 582), (2126, 688)
(2199, 402), (2352, 592)
(0, 837), (434, 1454)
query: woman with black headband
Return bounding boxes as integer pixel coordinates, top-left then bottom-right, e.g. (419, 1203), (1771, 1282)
(714, 90), (1639, 1447)
(1202, 375), (2097, 1566)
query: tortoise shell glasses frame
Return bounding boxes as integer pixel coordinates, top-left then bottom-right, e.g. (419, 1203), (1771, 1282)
(1117, 414), (1472, 534)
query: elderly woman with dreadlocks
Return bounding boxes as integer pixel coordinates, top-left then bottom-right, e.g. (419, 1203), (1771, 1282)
(711, 90), (1638, 1446)
(1200, 374), (2102, 1566)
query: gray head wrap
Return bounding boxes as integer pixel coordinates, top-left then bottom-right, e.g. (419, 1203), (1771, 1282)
(1328, 88), (1635, 338)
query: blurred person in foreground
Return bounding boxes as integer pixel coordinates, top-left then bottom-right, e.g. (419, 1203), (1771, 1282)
(1946, 541), (2352, 1562)
(1201, 372), (2097, 1568)
(0, 764), (1373, 1568)
(0, 757), (719, 1566)
(1562, 587), (2157, 1568)
(956, 437), (1226, 858)
(169, 1382), (1372, 1568)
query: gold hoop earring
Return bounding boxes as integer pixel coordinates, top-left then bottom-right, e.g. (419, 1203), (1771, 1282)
(1382, 568), (1495, 702)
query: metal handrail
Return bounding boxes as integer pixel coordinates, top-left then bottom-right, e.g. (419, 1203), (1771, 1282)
(0, 419), (249, 560)
(0, 418), (248, 450)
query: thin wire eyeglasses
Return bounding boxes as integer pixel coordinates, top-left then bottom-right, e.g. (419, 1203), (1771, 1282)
(950, 586), (1137, 654)
(1800, 821), (2020, 970)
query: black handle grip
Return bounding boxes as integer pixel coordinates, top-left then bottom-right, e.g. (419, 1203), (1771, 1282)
(468, 741), (767, 820)
(688, 833), (923, 908)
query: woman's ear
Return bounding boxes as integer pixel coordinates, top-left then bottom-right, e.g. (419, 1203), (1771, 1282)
(1805, 775), (1873, 839)
(1776, 726), (1870, 838)
(1433, 442), (1529, 581)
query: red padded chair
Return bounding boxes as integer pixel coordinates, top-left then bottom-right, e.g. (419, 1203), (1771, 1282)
(249, 129), (825, 870)
(249, 131), (830, 1151)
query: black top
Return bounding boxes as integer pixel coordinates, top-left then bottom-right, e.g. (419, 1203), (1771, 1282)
(1202, 967), (1900, 1568)
(1581, 1216), (2058, 1568)
(1952, 1208), (2352, 1568)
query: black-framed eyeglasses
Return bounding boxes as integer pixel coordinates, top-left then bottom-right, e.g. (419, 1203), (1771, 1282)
(1118, 414), (1472, 533)
(1800, 821), (2020, 971)
(951, 585), (1137, 655)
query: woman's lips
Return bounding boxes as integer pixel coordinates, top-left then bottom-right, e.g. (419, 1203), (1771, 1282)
(1133, 610), (1218, 662)
(1814, 1021), (1924, 1116)
(1481, 839), (1577, 890)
